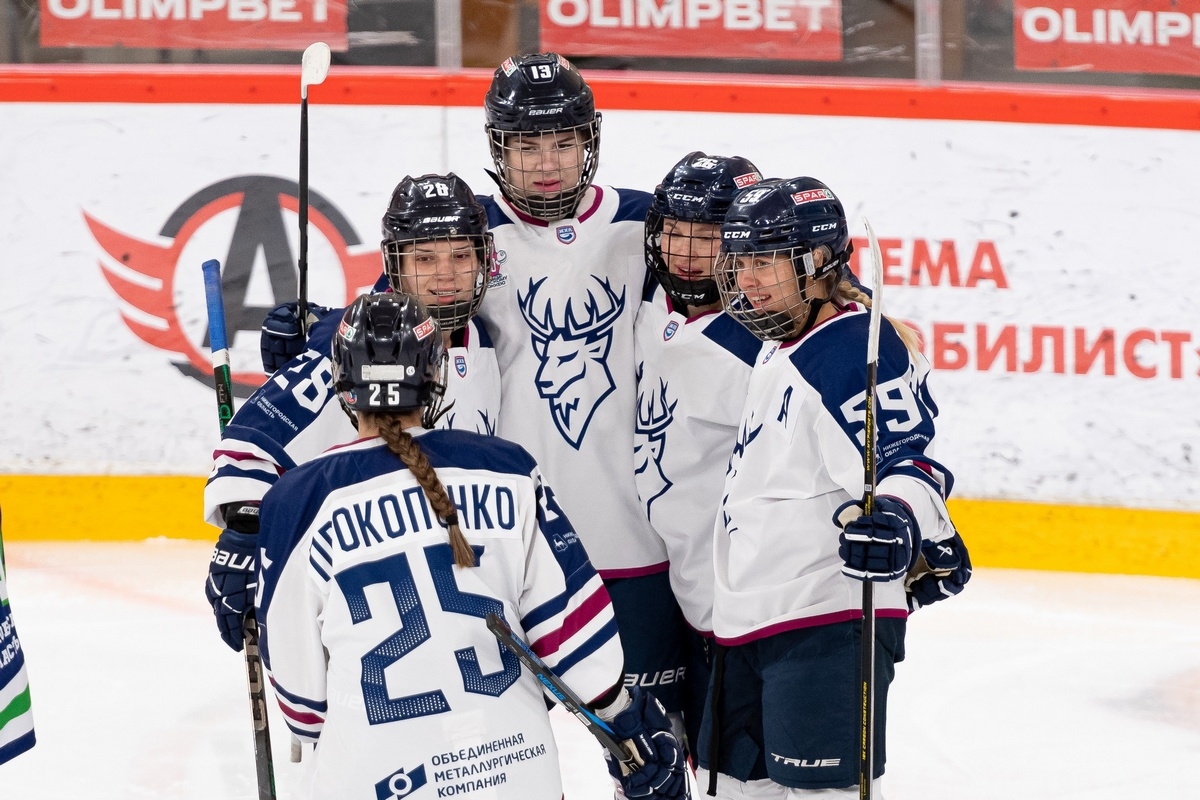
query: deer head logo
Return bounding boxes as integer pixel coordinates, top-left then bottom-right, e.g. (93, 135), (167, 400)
(518, 275), (626, 448)
(634, 369), (677, 516)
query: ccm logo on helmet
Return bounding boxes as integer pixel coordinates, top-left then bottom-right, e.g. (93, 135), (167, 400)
(723, 230), (751, 239)
(812, 222), (837, 232)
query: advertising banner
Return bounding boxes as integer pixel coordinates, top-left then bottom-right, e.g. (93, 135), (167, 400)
(0, 97), (1197, 518)
(1015, 0), (1200, 76)
(538, 0), (842, 60)
(39, 0), (348, 50)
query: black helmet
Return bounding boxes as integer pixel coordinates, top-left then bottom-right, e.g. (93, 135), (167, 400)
(381, 173), (492, 334)
(645, 152), (762, 309)
(716, 177), (853, 341)
(331, 293), (447, 421)
(484, 53), (601, 221)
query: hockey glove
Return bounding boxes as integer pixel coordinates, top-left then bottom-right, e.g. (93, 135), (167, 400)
(205, 502), (261, 652)
(906, 533), (972, 612)
(836, 495), (920, 582)
(260, 301), (337, 375)
(603, 687), (689, 800)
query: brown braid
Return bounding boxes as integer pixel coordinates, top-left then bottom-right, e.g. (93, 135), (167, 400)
(366, 412), (476, 569)
(836, 279), (923, 358)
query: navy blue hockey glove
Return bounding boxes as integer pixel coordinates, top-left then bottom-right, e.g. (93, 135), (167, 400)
(260, 301), (337, 374)
(205, 502), (261, 652)
(836, 495), (920, 582)
(604, 687), (689, 800)
(906, 533), (972, 612)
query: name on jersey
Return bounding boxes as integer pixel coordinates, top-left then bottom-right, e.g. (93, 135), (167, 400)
(322, 484), (517, 553)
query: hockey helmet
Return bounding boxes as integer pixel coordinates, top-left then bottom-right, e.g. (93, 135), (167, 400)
(645, 152), (763, 309)
(484, 53), (601, 221)
(381, 173), (492, 334)
(331, 292), (447, 416)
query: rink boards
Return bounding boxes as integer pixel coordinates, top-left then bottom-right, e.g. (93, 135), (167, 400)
(0, 68), (1197, 578)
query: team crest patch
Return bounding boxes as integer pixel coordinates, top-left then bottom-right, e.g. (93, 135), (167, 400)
(556, 225), (576, 244)
(663, 320), (679, 341)
(762, 344), (779, 363)
(455, 355), (467, 377)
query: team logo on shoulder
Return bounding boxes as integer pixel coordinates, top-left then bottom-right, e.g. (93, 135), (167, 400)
(487, 249), (509, 288)
(454, 355), (467, 377)
(662, 320), (679, 341)
(762, 344), (778, 363)
(374, 764), (427, 800)
(556, 225), (576, 245)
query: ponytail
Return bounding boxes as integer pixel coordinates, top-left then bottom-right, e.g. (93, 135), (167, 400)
(836, 279), (922, 358)
(368, 413), (476, 569)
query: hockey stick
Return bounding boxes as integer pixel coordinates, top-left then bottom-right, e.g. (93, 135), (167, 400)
(485, 612), (641, 774)
(202, 258), (277, 800)
(297, 41), (331, 339)
(857, 218), (885, 800)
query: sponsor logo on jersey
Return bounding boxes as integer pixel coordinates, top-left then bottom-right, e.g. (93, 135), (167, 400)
(374, 764), (427, 800)
(762, 344), (778, 363)
(635, 372), (677, 517)
(518, 276), (625, 449)
(487, 272), (508, 289)
(791, 188), (835, 205)
(734, 171), (762, 188)
(455, 355), (467, 377)
(662, 320), (679, 341)
(555, 225), (576, 244)
(413, 318), (436, 340)
(551, 534), (570, 552)
(85, 175), (378, 398)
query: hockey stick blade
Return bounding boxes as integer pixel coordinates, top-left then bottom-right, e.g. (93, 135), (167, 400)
(300, 42), (331, 99)
(484, 613), (639, 771)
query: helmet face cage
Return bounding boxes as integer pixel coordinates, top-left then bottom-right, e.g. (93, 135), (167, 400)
(484, 53), (601, 221)
(716, 177), (851, 342)
(645, 152), (763, 309)
(331, 293), (448, 417)
(381, 173), (492, 332)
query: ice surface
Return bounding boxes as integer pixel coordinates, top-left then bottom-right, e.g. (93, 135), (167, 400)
(1, 540), (1197, 799)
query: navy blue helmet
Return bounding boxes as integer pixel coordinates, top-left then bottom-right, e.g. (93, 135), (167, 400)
(645, 152), (763, 309)
(381, 173), (492, 333)
(717, 177), (853, 341)
(331, 293), (446, 417)
(484, 53), (601, 221)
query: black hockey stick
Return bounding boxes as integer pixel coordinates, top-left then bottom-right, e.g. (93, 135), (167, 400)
(857, 219), (886, 800)
(297, 42), (331, 339)
(485, 612), (641, 774)
(202, 258), (277, 800)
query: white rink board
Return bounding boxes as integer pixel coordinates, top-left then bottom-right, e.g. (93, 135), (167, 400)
(0, 101), (1196, 510)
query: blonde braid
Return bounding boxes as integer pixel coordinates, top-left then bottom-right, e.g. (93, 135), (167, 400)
(836, 279), (922, 358)
(368, 412), (476, 569)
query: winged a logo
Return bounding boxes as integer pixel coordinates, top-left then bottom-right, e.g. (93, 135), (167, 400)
(86, 175), (380, 397)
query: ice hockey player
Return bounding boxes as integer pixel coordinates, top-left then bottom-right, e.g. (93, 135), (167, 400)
(204, 173), (500, 653)
(0, 506), (35, 764)
(473, 52), (690, 735)
(255, 292), (690, 800)
(697, 177), (972, 798)
(633, 152), (765, 752)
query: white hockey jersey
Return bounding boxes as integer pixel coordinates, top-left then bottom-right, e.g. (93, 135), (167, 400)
(714, 305), (958, 644)
(257, 429), (623, 800)
(204, 314), (501, 526)
(0, 520), (35, 765)
(477, 188), (666, 575)
(634, 283), (760, 633)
